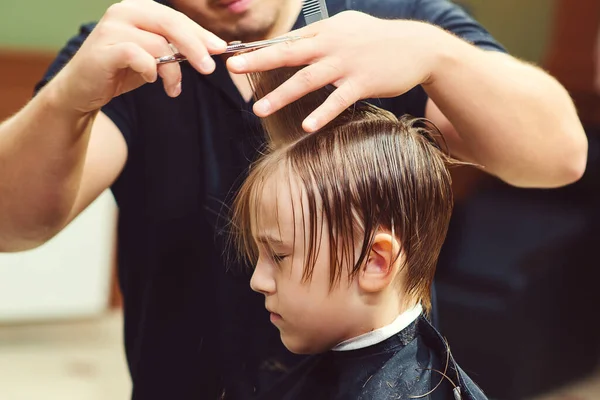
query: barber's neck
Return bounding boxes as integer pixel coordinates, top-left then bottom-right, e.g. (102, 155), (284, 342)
(223, 0), (302, 102)
(266, 0), (303, 39)
(220, 0), (301, 65)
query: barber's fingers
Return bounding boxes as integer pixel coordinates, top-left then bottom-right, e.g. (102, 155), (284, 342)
(157, 63), (183, 98)
(252, 62), (341, 117)
(115, 27), (183, 97)
(227, 34), (324, 73)
(302, 82), (361, 132)
(104, 0), (226, 74)
(107, 42), (158, 84)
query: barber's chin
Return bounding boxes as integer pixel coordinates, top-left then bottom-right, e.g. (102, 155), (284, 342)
(221, 0), (253, 14)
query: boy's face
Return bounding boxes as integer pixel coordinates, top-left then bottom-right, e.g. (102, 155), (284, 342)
(249, 169), (368, 354)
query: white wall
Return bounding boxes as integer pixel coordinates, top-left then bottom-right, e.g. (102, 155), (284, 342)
(0, 190), (117, 323)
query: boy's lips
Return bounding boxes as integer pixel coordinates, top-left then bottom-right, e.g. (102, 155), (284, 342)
(267, 308), (282, 322)
(270, 312), (282, 323)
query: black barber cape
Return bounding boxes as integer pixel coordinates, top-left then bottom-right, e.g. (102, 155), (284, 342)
(34, 0), (505, 398)
(260, 317), (488, 400)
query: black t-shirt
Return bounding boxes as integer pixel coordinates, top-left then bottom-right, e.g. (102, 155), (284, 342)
(35, 1), (505, 399)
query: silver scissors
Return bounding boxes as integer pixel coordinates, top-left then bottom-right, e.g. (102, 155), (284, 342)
(156, 35), (305, 65)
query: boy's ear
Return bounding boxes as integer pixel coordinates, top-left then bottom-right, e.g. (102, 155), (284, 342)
(358, 233), (403, 293)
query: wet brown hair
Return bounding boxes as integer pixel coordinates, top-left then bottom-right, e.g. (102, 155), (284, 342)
(231, 67), (460, 312)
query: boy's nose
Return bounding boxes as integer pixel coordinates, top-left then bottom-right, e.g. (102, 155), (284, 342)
(250, 260), (276, 295)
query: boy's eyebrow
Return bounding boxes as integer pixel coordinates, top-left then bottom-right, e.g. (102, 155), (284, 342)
(255, 234), (285, 245)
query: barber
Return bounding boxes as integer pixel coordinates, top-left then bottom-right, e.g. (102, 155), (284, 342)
(0, 0), (587, 398)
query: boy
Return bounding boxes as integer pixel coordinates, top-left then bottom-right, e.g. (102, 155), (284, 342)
(230, 69), (488, 399)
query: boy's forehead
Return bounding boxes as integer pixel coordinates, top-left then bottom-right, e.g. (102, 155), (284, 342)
(253, 167), (306, 238)
(259, 171), (296, 224)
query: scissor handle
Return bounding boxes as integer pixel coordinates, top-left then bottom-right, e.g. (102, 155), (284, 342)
(156, 53), (187, 65)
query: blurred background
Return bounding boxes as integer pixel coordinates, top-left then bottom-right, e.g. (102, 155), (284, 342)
(0, 0), (599, 399)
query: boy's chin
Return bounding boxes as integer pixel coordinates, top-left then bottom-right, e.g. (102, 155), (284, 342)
(281, 334), (329, 355)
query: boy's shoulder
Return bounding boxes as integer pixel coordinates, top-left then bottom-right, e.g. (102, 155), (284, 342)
(258, 317), (490, 400)
(355, 317), (452, 399)
(417, 317), (490, 400)
(370, 316), (489, 400)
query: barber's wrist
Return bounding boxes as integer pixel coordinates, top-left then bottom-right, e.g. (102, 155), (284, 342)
(386, 20), (455, 87)
(42, 71), (95, 121)
(36, 74), (100, 139)
(419, 25), (481, 89)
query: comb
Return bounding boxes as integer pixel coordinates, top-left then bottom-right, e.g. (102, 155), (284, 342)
(301, 0), (329, 25)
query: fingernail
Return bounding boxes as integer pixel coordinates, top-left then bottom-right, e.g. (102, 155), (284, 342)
(255, 99), (271, 115)
(229, 56), (247, 71)
(200, 56), (215, 73)
(173, 82), (182, 97)
(209, 38), (227, 49)
(304, 117), (318, 132)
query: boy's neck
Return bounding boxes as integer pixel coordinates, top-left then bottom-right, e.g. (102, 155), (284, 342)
(332, 303), (423, 351)
(367, 292), (418, 334)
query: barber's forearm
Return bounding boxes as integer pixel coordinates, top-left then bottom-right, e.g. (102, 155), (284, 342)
(0, 82), (95, 251)
(422, 30), (587, 188)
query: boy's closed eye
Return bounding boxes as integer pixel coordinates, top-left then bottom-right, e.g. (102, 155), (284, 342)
(272, 252), (289, 264)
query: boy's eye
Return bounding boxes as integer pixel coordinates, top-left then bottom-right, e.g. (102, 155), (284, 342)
(272, 253), (288, 263)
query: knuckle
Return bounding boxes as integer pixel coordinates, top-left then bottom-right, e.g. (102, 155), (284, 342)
(297, 69), (315, 88)
(105, 2), (126, 19)
(342, 10), (361, 19)
(173, 9), (190, 23)
(333, 91), (351, 109)
(344, 79), (360, 97)
(307, 42), (325, 60)
(152, 37), (171, 56)
(324, 57), (343, 74)
(157, 17), (178, 37)
(158, 10), (189, 36)
(95, 20), (119, 37)
(159, 64), (182, 81)
(268, 94), (282, 110)
(120, 42), (139, 62)
(280, 40), (295, 57)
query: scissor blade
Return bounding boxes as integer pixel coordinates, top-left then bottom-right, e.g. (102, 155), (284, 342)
(223, 36), (305, 54)
(156, 36), (305, 64)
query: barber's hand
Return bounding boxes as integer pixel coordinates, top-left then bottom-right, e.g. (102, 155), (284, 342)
(226, 11), (442, 132)
(51, 0), (227, 114)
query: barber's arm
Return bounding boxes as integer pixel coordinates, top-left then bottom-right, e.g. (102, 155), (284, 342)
(420, 39), (586, 188)
(0, 0), (226, 251)
(227, 11), (588, 189)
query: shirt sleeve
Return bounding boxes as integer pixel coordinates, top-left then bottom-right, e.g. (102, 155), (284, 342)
(411, 0), (506, 53)
(385, 0), (507, 119)
(33, 23), (135, 147)
(34, 23), (95, 95)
